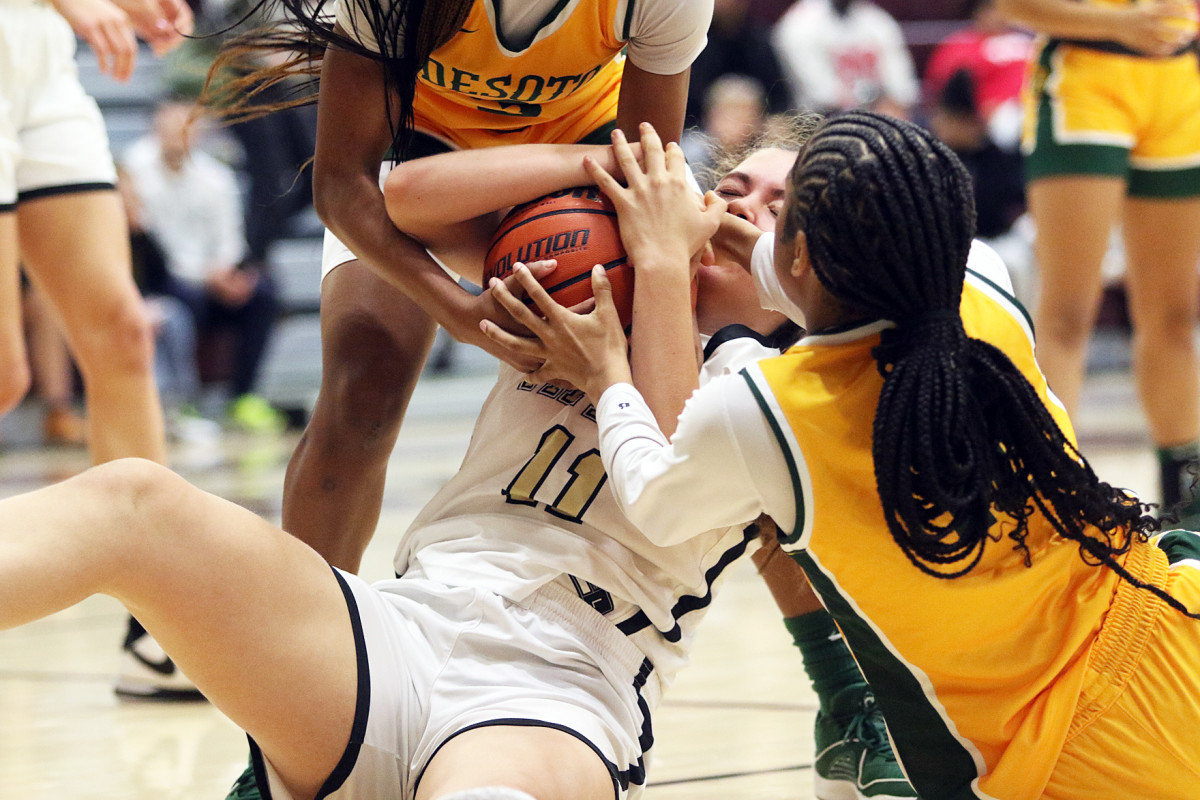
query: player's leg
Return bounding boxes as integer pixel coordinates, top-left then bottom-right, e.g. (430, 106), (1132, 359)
(1121, 194), (1200, 522)
(0, 211), (30, 415)
(282, 260), (437, 572)
(0, 458), (358, 800)
(1026, 176), (1126, 415)
(17, 189), (167, 465)
(416, 726), (614, 800)
(751, 521), (915, 800)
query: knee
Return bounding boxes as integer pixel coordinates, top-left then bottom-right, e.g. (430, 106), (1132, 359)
(318, 313), (430, 430)
(1132, 303), (1199, 344)
(83, 458), (181, 525)
(1035, 301), (1097, 348)
(75, 295), (157, 375)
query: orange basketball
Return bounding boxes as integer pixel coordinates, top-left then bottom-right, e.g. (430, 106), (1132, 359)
(484, 187), (633, 329)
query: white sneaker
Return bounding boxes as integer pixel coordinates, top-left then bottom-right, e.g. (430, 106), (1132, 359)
(115, 631), (206, 701)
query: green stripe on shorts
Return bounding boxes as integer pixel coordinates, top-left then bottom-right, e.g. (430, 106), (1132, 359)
(1155, 529), (1200, 565)
(1129, 165), (1200, 199)
(1024, 39), (1130, 182)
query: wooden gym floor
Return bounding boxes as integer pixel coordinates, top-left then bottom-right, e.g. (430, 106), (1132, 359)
(0, 339), (1159, 799)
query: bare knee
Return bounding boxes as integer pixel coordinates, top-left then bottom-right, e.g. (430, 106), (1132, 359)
(83, 458), (183, 527)
(1035, 299), (1098, 351)
(315, 310), (434, 443)
(1132, 304), (1199, 349)
(72, 294), (156, 378)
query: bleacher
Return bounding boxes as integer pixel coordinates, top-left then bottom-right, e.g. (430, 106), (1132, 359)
(76, 44), (325, 418)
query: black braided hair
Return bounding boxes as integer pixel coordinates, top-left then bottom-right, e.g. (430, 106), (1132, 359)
(204, 0), (472, 160)
(779, 111), (1196, 618)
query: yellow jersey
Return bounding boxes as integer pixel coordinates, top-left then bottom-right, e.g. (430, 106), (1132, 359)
(745, 269), (1166, 798)
(412, 0), (627, 147)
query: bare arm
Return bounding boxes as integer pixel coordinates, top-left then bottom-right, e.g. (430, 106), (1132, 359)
(314, 43), (540, 369)
(49, 0), (191, 80)
(615, 64), (691, 143)
(382, 143), (632, 277)
(996, 0), (1196, 56)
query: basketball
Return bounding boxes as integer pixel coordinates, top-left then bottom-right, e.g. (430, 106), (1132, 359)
(484, 187), (634, 329)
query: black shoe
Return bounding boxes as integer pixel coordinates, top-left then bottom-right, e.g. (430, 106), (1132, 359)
(114, 629), (205, 701)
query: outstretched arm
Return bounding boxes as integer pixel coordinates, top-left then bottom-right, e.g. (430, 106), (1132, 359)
(49, 0), (191, 81)
(996, 0), (1196, 56)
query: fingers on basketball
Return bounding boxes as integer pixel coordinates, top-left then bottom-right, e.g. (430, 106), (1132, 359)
(484, 187), (634, 329)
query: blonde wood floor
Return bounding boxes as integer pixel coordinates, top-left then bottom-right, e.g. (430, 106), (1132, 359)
(0, 358), (1158, 800)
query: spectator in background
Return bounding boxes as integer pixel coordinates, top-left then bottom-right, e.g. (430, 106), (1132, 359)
(122, 100), (286, 435)
(115, 167), (222, 445)
(922, 0), (1033, 151)
(771, 0), (919, 118)
(162, 0), (319, 266)
(929, 68), (1034, 304)
(682, 75), (769, 181)
(686, 0), (792, 130)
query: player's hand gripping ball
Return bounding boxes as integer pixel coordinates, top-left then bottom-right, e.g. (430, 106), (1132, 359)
(485, 187), (634, 329)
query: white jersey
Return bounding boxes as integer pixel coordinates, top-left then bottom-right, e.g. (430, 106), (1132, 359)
(395, 327), (783, 687)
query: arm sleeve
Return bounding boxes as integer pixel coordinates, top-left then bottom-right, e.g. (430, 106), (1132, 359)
(625, 0), (713, 75)
(597, 376), (795, 547)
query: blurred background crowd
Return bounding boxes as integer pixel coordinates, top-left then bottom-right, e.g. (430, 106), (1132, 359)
(10, 0), (1106, 451)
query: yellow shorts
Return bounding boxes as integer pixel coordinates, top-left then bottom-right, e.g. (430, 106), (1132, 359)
(1043, 531), (1200, 798)
(1022, 40), (1200, 197)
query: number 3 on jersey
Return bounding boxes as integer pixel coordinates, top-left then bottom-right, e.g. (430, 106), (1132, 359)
(503, 425), (607, 523)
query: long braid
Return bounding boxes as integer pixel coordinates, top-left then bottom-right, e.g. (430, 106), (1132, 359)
(204, 0), (473, 160)
(782, 111), (1197, 618)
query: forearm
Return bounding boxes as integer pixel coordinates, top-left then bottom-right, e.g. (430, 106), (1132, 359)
(996, 0), (1126, 39)
(384, 144), (614, 236)
(628, 258), (699, 438)
(316, 167), (468, 324)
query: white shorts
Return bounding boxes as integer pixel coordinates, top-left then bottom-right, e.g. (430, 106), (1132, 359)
(250, 569), (660, 800)
(0, 0), (118, 209)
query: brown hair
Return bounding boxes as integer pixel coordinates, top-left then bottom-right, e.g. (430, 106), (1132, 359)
(202, 0), (473, 158)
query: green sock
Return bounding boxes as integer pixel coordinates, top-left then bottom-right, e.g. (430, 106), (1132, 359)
(784, 610), (865, 716)
(1157, 442), (1200, 523)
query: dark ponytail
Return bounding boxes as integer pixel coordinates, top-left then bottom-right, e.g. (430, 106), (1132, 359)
(203, 0), (472, 160)
(782, 112), (1194, 617)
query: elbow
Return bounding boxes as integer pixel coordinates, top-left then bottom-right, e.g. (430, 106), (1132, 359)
(312, 168), (341, 232)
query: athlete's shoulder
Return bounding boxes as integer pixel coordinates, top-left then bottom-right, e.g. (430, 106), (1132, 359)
(702, 323), (801, 383)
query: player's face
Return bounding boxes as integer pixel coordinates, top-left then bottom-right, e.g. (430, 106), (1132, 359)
(695, 148), (797, 336)
(711, 148), (795, 233)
